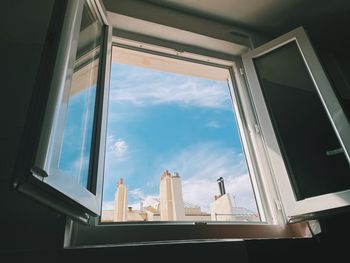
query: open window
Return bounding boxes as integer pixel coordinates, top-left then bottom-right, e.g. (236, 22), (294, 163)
(14, 0), (112, 223)
(242, 27), (350, 222)
(63, 35), (315, 247)
(64, 40), (297, 247)
(14, 0), (350, 246)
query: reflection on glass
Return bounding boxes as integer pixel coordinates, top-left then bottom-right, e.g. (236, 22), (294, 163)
(54, 4), (102, 188)
(254, 41), (350, 200)
(101, 47), (260, 223)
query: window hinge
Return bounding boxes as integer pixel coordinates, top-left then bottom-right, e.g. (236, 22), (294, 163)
(239, 68), (245, 75)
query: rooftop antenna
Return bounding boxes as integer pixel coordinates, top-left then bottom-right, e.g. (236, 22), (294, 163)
(131, 191), (145, 211)
(139, 198), (144, 211)
(232, 194), (237, 207)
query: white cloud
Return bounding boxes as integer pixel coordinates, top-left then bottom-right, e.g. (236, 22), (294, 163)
(162, 143), (258, 213)
(102, 136), (131, 199)
(102, 143), (258, 214)
(206, 120), (221, 128)
(112, 139), (128, 155)
(129, 188), (160, 210)
(103, 189), (160, 211)
(107, 136), (128, 158)
(102, 200), (115, 210)
(181, 175), (254, 213)
(129, 188), (145, 199)
(110, 72), (231, 110)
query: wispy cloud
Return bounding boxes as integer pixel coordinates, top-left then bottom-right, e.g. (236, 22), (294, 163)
(129, 188), (145, 200)
(102, 189), (159, 211)
(161, 143), (257, 213)
(129, 188), (159, 206)
(107, 136), (128, 159)
(102, 200), (115, 210)
(102, 143), (258, 214)
(102, 64), (256, 215)
(111, 139), (128, 156)
(206, 120), (221, 129)
(181, 174), (257, 213)
(110, 64), (231, 109)
(102, 136), (132, 198)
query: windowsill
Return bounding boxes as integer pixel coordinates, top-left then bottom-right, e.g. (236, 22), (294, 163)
(65, 219), (312, 248)
(64, 238), (245, 249)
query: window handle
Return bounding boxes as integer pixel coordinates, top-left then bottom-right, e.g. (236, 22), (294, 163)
(326, 147), (344, 156)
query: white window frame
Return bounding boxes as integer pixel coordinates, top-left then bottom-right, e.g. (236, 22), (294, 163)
(242, 27), (350, 222)
(63, 34), (313, 248)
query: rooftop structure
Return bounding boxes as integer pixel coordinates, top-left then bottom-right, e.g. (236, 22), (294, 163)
(102, 172), (258, 222)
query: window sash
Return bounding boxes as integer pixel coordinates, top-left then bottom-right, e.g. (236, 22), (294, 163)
(25, 0), (111, 219)
(242, 26), (350, 221)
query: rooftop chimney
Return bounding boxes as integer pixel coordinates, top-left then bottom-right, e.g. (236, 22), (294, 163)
(217, 177), (226, 196)
(161, 169), (171, 180)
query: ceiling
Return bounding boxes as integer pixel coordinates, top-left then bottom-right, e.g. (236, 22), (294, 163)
(142, 0), (350, 38)
(4, 0), (348, 49)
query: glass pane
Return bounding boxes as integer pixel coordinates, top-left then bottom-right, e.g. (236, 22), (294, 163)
(51, 4), (102, 188)
(316, 46), (350, 123)
(101, 47), (261, 223)
(253, 41), (350, 200)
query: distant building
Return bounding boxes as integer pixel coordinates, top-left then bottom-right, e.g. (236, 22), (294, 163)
(159, 170), (185, 221)
(101, 171), (258, 222)
(210, 193), (235, 221)
(210, 193), (259, 222)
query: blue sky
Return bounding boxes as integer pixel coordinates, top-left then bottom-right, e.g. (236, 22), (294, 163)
(100, 61), (258, 213)
(59, 85), (96, 187)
